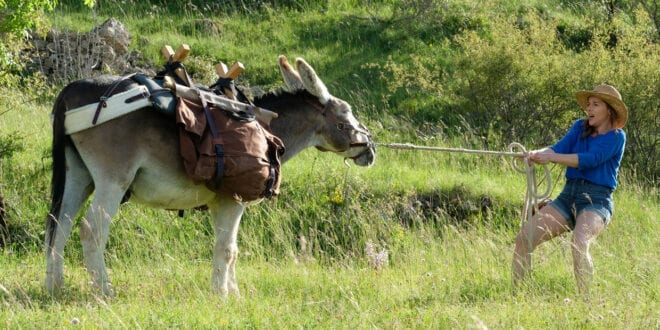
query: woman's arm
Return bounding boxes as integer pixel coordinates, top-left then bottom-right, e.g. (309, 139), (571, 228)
(527, 147), (579, 168)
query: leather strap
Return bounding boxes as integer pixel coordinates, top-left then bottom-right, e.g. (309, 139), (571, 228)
(199, 93), (225, 190)
(92, 73), (137, 125)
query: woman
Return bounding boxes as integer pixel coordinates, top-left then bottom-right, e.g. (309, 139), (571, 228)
(512, 84), (628, 296)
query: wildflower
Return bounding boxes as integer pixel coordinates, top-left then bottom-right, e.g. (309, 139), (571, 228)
(365, 240), (388, 271)
(330, 185), (344, 204)
(71, 317), (80, 325)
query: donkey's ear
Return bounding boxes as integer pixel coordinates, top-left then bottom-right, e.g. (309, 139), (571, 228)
(279, 55), (304, 92)
(295, 57), (330, 104)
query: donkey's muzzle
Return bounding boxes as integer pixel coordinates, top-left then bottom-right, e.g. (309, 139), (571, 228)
(349, 140), (376, 167)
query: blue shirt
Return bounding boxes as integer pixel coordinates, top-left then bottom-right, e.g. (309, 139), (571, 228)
(550, 119), (626, 189)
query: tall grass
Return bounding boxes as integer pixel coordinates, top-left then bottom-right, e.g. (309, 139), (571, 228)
(1, 0), (658, 327)
(2, 79), (657, 327)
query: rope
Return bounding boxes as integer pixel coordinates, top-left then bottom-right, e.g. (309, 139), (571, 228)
(376, 142), (552, 230)
(377, 142), (525, 157)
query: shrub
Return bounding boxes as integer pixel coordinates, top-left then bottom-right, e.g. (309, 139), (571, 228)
(449, 10), (657, 182)
(365, 6), (657, 183)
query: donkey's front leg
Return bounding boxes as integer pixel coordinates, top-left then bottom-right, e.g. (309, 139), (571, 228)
(80, 187), (123, 297)
(209, 196), (245, 296)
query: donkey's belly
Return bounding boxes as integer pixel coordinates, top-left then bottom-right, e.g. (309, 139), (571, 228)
(129, 169), (216, 209)
(82, 109), (218, 209)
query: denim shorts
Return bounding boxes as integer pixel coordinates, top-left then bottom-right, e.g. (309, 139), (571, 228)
(548, 179), (614, 230)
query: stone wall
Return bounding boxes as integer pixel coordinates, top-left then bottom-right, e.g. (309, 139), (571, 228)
(25, 18), (154, 82)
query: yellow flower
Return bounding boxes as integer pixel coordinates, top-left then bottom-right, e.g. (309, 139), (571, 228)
(330, 185), (344, 204)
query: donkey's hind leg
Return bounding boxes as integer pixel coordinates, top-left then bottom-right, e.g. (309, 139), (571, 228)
(79, 183), (125, 297)
(46, 145), (93, 294)
(209, 196), (245, 296)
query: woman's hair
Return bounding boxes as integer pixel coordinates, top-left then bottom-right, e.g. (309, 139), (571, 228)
(581, 104), (619, 138)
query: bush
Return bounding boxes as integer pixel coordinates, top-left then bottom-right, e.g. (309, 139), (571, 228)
(452, 12), (581, 146)
(0, 0), (57, 36)
(0, 132), (24, 160)
(371, 8), (658, 183)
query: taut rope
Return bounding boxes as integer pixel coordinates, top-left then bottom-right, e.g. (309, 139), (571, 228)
(376, 142), (552, 234)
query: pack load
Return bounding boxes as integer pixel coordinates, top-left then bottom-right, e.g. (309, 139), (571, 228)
(176, 95), (285, 201)
(162, 45), (284, 201)
(61, 43), (286, 202)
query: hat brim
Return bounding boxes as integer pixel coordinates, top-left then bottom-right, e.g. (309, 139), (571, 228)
(575, 91), (628, 129)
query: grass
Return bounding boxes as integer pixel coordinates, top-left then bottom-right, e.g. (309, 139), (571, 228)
(1, 83), (657, 328)
(2, 221), (657, 328)
(1, 0), (659, 328)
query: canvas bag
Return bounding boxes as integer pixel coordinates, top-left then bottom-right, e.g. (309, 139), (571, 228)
(176, 97), (284, 201)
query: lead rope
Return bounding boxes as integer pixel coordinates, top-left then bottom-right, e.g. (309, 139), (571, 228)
(376, 142), (553, 253)
(506, 142), (553, 256)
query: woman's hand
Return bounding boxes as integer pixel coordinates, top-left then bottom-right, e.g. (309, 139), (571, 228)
(525, 148), (579, 168)
(526, 148), (553, 165)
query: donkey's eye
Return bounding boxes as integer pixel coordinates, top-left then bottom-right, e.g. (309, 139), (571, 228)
(337, 123), (345, 130)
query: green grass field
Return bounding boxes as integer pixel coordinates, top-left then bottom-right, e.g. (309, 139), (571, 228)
(1, 78), (657, 328)
(1, 0), (658, 328)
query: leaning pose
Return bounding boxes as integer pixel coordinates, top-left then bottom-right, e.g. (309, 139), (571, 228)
(512, 84), (628, 296)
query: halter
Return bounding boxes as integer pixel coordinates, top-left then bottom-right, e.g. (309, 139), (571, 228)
(307, 96), (374, 152)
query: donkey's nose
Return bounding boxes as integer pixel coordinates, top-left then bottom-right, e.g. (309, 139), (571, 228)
(352, 145), (376, 167)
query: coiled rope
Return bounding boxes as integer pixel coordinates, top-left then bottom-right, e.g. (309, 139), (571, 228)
(376, 142), (552, 231)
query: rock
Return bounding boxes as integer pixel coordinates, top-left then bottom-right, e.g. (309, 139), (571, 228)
(92, 18), (131, 54)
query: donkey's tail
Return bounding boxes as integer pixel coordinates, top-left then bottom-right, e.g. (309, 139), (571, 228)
(46, 86), (71, 250)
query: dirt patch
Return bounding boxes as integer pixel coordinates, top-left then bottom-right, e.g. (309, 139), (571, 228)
(396, 185), (517, 227)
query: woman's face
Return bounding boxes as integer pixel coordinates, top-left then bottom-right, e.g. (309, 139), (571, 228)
(586, 96), (612, 130)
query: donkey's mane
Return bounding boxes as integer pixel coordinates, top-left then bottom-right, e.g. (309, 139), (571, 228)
(251, 87), (318, 112)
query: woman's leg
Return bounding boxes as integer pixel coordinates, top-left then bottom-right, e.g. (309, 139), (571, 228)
(571, 211), (606, 296)
(512, 205), (571, 288)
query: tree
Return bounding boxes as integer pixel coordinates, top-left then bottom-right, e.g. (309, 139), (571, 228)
(0, 0), (58, 36)
(1, 0), (95, 36)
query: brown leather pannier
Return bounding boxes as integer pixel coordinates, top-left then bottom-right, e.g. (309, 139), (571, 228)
(176, 97), (284, 201)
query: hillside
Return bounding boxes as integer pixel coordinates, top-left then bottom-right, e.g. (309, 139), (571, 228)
(17, 0), (659, 183)
(0, 0), (658, 328)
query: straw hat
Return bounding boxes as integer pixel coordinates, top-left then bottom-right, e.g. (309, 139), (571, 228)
(575, 84), (628, 129)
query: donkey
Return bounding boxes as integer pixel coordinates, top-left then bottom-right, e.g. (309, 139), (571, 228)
(45, 55), (375, 296)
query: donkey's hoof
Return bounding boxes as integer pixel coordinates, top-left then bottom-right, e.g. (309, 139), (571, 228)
(90, 281), (115, 297)
(211, 284), (229, 297)
(45, 276), (64, 295)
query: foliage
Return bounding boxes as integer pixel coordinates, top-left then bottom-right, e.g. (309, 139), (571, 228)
(450, 9), (659, 180)
(0, 0), (57, 36)
(1, 0), (53, 87)
(363, 5), (658, 182)
(561, 0), (660, 40)
(0, 1), (658, 327)
(0, 0), (94, 89)
(58, 0), (327, 15)
(0, 132), (24, 159)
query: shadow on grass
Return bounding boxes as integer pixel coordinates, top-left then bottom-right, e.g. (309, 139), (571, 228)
(393, 185), (521, 230)
(0, 281), (110, 310)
